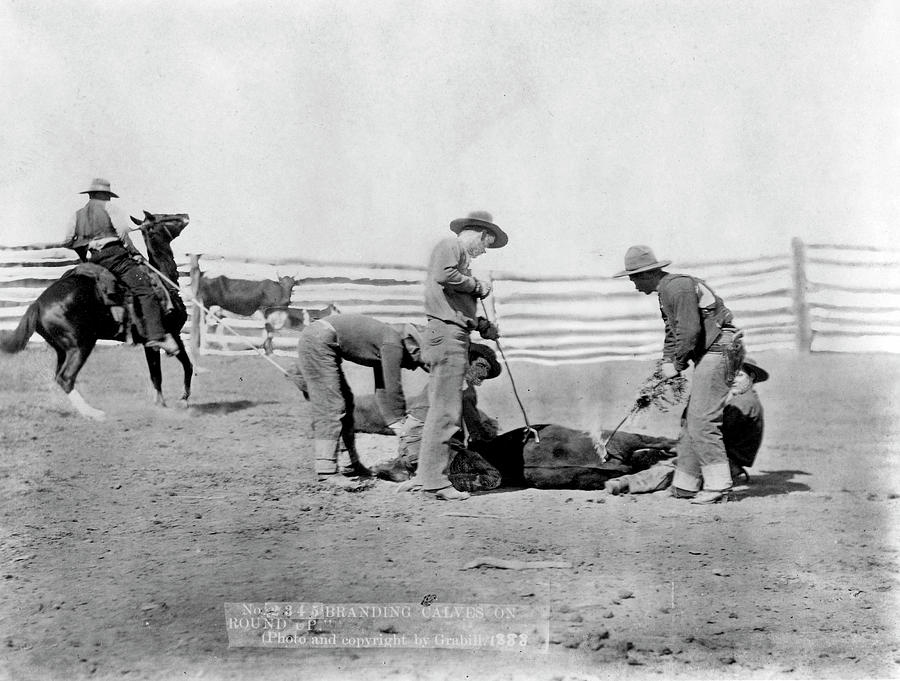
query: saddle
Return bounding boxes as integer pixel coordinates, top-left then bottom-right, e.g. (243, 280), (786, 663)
(63, 262), (180, 342)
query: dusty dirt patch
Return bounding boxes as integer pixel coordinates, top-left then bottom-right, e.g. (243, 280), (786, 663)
(1, 345), (898, 680)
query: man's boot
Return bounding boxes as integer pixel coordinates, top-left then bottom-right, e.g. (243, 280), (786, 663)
(316, 439), (367, 491)
(729, 460), (749, 484)
(339, 430), (372, 478)
(372, 457), (413, 482)
(604, 478), (629, 495)
(339, 459), (373, 478)
(671, 469), (700, 500)
(691, 462), (733, 504)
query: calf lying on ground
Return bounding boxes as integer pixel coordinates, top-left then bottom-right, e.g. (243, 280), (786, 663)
(465, 424), (677, 491)
(348, 392), (677, 491)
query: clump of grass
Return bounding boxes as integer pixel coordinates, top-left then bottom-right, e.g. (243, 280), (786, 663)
(634, 361), (688, 412)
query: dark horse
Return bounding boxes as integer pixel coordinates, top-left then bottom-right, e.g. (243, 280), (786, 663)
(0, 211), (192, 420)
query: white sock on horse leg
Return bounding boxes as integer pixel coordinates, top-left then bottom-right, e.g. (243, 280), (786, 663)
(67, 389), (106, 421)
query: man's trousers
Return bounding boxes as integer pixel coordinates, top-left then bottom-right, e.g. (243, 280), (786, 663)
(672, 350), (733, 493)
(413, 319), (469, 491)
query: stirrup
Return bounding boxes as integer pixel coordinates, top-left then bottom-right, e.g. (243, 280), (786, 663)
(146, 334), (179, 356)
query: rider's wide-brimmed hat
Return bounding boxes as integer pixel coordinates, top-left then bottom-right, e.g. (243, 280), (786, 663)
(613, 245), (671, 277)
(468, 343), (502, 379)
(79, 178), (119, 198)
(741, 356), (769, 383)
(449, 211), (508, 249)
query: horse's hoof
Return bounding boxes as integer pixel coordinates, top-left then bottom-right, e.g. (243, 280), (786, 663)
(85, 410), (107, 421)
(177, 399), (189, 410)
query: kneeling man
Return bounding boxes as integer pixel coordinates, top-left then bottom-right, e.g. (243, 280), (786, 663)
(605, 357), (768, 496)
(373, 343), (502, 482)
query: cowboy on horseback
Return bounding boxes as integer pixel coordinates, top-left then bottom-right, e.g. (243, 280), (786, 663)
(61, 178), (179, 356)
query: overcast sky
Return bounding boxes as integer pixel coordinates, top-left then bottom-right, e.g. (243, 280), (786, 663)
(2, 0), (898, 276)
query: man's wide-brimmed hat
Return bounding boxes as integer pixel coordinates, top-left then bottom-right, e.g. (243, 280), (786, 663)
(79, 178), (119, 198)
(449, 211), (508, 249)
(741, 357), (769, 383)
(613, 245), (671, 278)
(468, 343), (502, 379)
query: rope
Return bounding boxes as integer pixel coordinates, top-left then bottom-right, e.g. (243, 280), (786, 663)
(138, 258), (289, 376)
(600, 377), (669, 462)
(480, 299), (539, 444)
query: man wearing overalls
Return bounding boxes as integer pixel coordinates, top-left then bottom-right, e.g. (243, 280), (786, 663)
(615, 245), (742, 504)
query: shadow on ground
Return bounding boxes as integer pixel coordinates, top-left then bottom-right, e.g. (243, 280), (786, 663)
(738, 469), (812, 498)
(187, 400), (277, 415)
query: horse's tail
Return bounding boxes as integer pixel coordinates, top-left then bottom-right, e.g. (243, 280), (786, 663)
(0, 302), (40, 354)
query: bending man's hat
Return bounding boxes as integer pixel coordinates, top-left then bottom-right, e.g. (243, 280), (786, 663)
(449, 211), (508, 249)
(613, 245), (671, 278)
(80, 178), (119, 198)
(468, 343), (502, 379)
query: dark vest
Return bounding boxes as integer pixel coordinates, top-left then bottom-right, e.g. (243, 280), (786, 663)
(71, 200), (118, 249)
(659, 273), (735, 350)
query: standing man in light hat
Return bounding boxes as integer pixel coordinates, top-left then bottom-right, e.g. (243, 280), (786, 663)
(613, 245), (743, 504)
(60, 178), (179, 355)
(400, 211), (507, 501)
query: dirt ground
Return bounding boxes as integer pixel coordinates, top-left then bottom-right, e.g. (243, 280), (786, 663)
(1, 344), (898, 681)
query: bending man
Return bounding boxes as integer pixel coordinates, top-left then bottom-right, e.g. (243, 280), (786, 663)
(297, 313), (426, 490)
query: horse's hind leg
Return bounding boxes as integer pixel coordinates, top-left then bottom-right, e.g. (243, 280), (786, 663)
(144, 346), (165, 407)
(173, 335), (193, 405)
(54, 341), (105, 421)
(263, 323), (274, 355)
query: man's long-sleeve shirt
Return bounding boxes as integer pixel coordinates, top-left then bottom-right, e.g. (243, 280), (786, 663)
(322, 314), (424, 424)
(657, 273), (734, 371)
(424, 237), (479, 330)
(658, 274), (703, 371)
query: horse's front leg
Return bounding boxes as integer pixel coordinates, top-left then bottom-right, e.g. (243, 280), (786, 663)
(144, 345), (166, 407)
(173, 334), (193, 406)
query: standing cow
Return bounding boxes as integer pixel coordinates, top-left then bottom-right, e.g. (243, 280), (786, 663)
(197, 274), (297, 354)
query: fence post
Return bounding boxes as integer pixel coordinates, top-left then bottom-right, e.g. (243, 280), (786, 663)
(791, 237), (812, 352)
(189, 254), (202, 359)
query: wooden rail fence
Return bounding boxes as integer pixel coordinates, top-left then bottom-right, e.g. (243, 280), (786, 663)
(2, 240), (898, 364)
